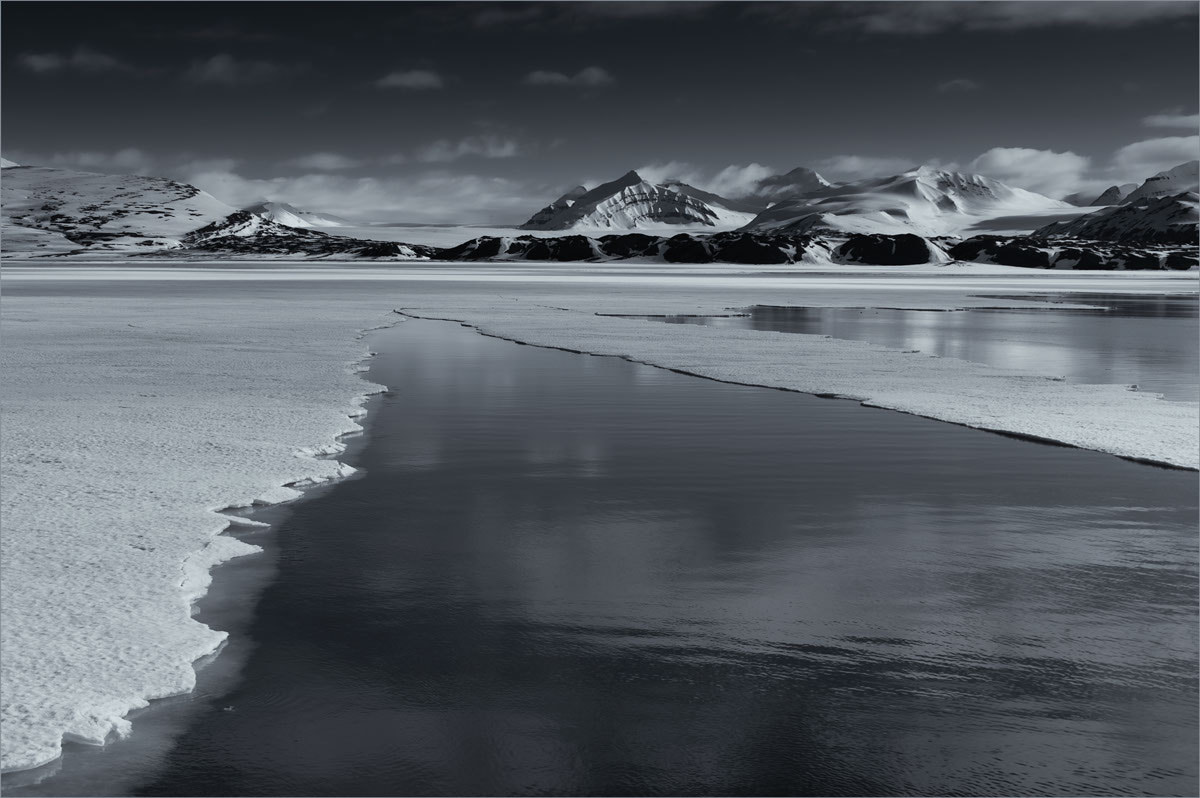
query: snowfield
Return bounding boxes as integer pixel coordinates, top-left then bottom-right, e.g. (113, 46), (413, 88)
(0, 290), (393, 774)
(0, 262), (1196, 776)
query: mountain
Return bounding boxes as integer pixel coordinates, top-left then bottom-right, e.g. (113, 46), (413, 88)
(1, 157), (19, 168)
(182, 211), (435, 258)
(244, 201), (351, 228)
(1, 165), (236, 254)
(518, 170), (758, 231)
(0, 164), (427, 260)
(1088, 183), (1138, 206)
(1032, 191), (1199, 245)
(740, 166), (1070, 236)
(1119, 160), (1199, 205)
(748, 167), (832, 204)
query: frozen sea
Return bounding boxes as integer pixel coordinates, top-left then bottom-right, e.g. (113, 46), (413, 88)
(1, 264), (1197, 796)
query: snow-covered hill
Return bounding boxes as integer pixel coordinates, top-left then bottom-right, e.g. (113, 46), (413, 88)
(741, 166), (1072, 236)
(1, 165), (235, 254)
(1032, 191), (1199, 245)
(1119, 160), (1199, 205)
(1, 157), (19, 168)
(519, 170), (758, 231)
(244, 201), (351, 228)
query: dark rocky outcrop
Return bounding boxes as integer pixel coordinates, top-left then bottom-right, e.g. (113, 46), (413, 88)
(949, 234), (1195, 271)
(1165, 252), (1199, 271)
(662, 234), (713, 263)
(711, 233), (790, 264)
(1052, 248), (1111, 271)
(836, 234), (930, 265)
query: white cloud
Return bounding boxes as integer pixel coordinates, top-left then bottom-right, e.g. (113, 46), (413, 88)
(937, 78), (980, 93)
(374, 70), (444, 89)
(18, 47), (129, 74)
(1142, 112), (1200, 130)
(179, 168), (548, 224)
(522, 66), (614, 87)
(415, 135), (519, 163)
(635, 161), (777, 197)
(285, 153), (363, 171)
(185, 54), (302, 84)
(816, 155), (918, 182)
(968, 147), (1091, 197)
(1109, 135), (1200, 180)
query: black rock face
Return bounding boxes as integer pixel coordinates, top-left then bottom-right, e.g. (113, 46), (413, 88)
(946, 237), (997, 261)
(993, 243), (1050, 269)
(1115, 251), (1160, 270)
(836, 234), (930, 265)
(1165, 252), (1199, 271)
(662, 235), (713, 263)
(598, 233), (661, 258)
(711, 233), (789, 264)
(1053, 248), (1111, 271)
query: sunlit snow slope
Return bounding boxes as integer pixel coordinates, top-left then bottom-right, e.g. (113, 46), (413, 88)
(1, 166), (235, 254)
(743, 166), (1073, 236)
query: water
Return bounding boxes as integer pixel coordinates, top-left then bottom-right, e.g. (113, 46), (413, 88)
(631, 293), (1200, 402)
(98, 317), (1193, 797)
(13, 315), (1195, 796)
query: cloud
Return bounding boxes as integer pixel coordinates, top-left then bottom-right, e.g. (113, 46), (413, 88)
(937, 78), (980, 93)
(284, 153), (363, 171)
(795, 0), (1197, 34)
(179, 168), (549, 224)
(17, 47), (129, 74)
(374, 69), (444, 89)
(184, 54), (302, 84)
(522, 66), (614, 87)
(415, 135), (520, 163)
(815, 155), (918, 182)
(635, 161), (777, 197)
(1142, 112), (1200, 130)
(968, 147), (1091, 197)
(1109, 135), (1200, 180)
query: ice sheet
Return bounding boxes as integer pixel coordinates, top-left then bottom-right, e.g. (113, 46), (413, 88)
(398, 302), (1199, 470)
(0, 294), (392, 773)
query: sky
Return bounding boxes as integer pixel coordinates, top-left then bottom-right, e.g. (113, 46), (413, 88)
(2, 1), (1198, 223)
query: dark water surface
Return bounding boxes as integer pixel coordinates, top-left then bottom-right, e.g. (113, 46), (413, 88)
(634, 293), (1200, 402)
(108, 318), (1199, 795)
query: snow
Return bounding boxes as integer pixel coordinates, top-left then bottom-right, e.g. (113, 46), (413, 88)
(520, 170), (757, 231)
(1033, 191), (1199, 243)
(1, 166), (235, 255)
(1120, 160), (1199, 205)
(0, 291), (392, 773)
(1, 158), (19, 168)
(244, 201), (350, 229)
(0, 262), (1195, 775)
(744, 166), (1075, 237)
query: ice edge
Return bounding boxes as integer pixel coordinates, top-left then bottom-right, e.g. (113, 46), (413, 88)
(0, 317), (400, 777)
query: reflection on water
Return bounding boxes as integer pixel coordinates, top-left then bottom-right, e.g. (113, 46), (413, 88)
(112, 319), (1199, 796)
(640, 293), (1200, 402)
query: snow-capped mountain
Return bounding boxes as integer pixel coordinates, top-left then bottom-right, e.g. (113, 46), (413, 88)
(1032, 191), (1199, 245)
(1, 165), (237, 254)
(519, 170), (758, 231)
(1, 157), (19, 168)
(741, 166), (1071, 236)
(244, 201), (351, 228)
(1118, 160), (1199, 205)
(747, 167), (832, 204)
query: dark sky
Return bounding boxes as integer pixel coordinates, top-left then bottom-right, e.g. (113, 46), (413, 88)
(3, 1), (1198, 222)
